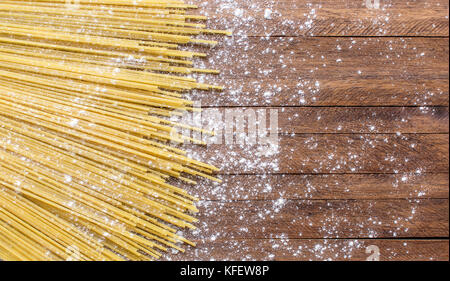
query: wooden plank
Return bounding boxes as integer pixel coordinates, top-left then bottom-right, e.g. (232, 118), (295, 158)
(275, 107), (449, 134)
(175, 173), (449, 201)
(183, 107), (449, 134)
(167, 239), (449, 261)
(185, 134), (448, 174)
(182, 199), (448, 240)
(191, 0), (449, 36)
(192, 37), (449, 106)
(276, 107), (449, 134)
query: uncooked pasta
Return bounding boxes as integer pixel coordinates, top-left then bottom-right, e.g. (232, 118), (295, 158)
(0, 0), (228, 261)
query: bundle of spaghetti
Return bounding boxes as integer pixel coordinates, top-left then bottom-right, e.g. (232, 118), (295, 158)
(0, 0), (229, 261)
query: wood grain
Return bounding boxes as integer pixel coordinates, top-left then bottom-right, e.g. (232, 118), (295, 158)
(190, 37), (449, 107)
(185, 107), (449, 134)
(183, 199), (448, 239)
(186, 134), (448, 174)
(275, 107), (449, 134)
(168, 239), (449, 261)
(175, 173), (449, 201)
(190, 0), (449, 36)
(173, 0), (450, 261)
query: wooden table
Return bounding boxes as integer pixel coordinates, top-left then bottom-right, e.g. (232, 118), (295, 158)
(166, 0), (449, 261)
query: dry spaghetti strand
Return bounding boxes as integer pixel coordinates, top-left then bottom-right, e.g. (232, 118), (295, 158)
(0, 0), (228, 261)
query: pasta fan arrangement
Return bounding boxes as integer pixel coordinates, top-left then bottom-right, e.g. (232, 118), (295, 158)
(0, 0), (228, 260)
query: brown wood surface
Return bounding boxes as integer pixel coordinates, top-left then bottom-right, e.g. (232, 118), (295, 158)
(167, 239), (449, 261)
(186, 134), (448, 174)
(183, 199), (448, 239)
(166, 0), (449, 261)
(177, 173), (449, 201)
(190, 0), (449, 36)
(189, 37), (449, 107)
(187, 107), (449, 133)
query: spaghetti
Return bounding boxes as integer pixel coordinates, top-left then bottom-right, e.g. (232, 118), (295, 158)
(0, 0), (227, 260)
